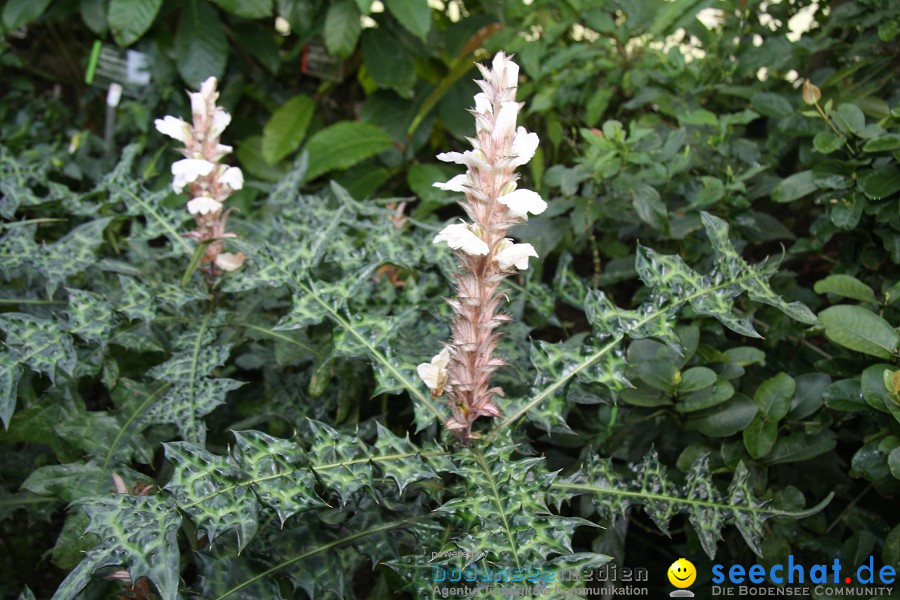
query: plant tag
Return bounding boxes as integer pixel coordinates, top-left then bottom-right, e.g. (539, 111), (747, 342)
(301, 39), (345, 81)
(90, 44), (153, 96)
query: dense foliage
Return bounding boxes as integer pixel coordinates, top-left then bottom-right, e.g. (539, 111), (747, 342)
(1, 0), (898, 598)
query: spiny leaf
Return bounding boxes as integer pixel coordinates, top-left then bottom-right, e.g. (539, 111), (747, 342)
(51, 494), (182, 600)
(164, 442), (260, 550)
(231, 430), (327, 524)
(553, 450), (834, 558)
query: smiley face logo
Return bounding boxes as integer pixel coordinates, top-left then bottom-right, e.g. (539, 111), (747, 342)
(668, 558), (696, 588)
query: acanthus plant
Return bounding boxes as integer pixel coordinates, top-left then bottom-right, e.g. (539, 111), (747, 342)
(155, 77), (246, 282)
(419, 51), (546, 444)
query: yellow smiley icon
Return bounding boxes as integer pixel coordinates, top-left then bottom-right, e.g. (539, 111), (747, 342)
(668, 558), (697, 588)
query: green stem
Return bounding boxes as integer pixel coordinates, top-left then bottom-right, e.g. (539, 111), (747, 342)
(211, 515), (429, 600)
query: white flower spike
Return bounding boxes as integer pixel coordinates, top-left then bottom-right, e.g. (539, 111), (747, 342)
(156, 76), (245, 279)
(424, 51), (545, 445)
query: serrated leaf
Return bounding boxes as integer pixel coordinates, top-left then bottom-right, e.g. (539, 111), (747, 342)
(51, 495), (182, 600)
(262, 94), (315, 164)
(303, 121), (393, 182)
(108, 0), (162, 46)
(164, 442), (260, 550)
(323, 0), (361, 58)
(0, 313), (77, 383)
(231, 430), (326, 523)
(307, 420), (372, 505)
(819, 305), (899, 358)
(176, 0), (228, 87)
(372, 423), (440, 493)
(557, 451), (832, 559)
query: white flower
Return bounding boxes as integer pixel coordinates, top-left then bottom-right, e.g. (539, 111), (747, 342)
(154, 116), (190, 143)
(417, 347), (450, 393)
(186, 196), (223, 215)
(199, 76), (218, 100)
(474, 93), (492, 115)
(189, 92), (207, 120)
(433, 174), (468, 193)
(171, 158), (215, 193)
(210, 109), (231, 138)
(492, 52), (519, 88)
(433, 222), (489, 255)
(493, 101), (520, 143)
(215, 251), (247, 272)
(436, 149), (489, 171)
(498, 189), (547, 219)
(511, 126), (539, 166)
(219, 166), (244, 191)
(494, 242), (538, 270)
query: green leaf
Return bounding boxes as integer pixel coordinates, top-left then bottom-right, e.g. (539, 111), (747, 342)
(813, 131), (846, 154)
(819, 305), (899, 358)
(863, 133), (900, 152)
(144, 320), (240, 444)
(108, 0), (162, 46)
(772, 170), (816, 203)
(164, 442), (260, 550)
(860, 165), (900, 199)
(0, 313), (77, 383)
(176, 0), (228, 87)
(833, 103), (866, 134)
(51, 495), (182, 600)
(814, 274), (877, 303)
(362, 29), (416, 95)
(678, 367), (717, 393)
(789, 373), (830, 420)
(556, 451), (832, 558)
(262, 94), (315, 164)
(743, 415), (778, 459)
(753, 373), (795, 420)
(2, 0), (53, 29)
(384, 0), (431, 39)
(323, 0), (361, 58)
(750, 92), (793, 119)
(80, 0), (108, 34)
(686, 394), (758, 437)
(303, 121), (393, 182)
(212, 0), (272, 18)
(678, 109), (718, 127)
(765, 431), (837, 465)
(230, 430), (326, 523)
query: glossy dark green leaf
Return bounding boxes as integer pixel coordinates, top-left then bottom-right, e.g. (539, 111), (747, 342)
(108, 0), (162, 46)
(176, 0), (228, 87)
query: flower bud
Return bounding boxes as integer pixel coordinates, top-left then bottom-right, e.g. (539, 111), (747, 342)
(802, 80), (821, 105)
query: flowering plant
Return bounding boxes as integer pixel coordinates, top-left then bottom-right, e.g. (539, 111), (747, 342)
(419, 52), (546, 444)
(155, 77), (246, 280)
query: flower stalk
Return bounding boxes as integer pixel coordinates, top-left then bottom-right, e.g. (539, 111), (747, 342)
(418, 52), (545, 445)
(155, 77), (246, 282)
